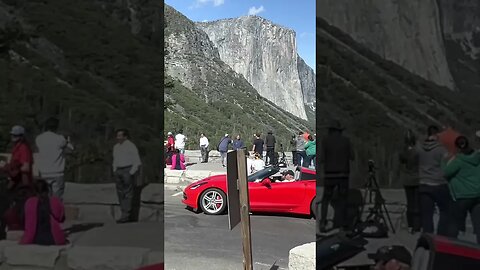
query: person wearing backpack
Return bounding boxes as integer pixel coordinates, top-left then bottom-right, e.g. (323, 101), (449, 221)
(442, 136), (480, 244)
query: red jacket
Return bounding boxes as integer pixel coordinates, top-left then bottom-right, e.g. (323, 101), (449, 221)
(7, 140), (33, 187)
(166, 136), (175, 152)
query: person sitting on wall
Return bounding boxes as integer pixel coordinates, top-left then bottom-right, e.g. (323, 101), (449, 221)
(20, 179), (66, 245)
(170, 149), (186, 170)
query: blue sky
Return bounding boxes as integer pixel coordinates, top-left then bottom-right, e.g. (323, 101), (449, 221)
(165, 0), (316, 70)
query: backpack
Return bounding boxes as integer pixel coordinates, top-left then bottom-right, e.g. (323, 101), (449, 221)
(355, 218), (388, 238)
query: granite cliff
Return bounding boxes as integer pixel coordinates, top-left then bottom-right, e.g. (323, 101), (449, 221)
(316, 7), (480, 187)
(317, 0), (480, 94)
(164, 5), (312, 150)
(197, 16), (315, 120)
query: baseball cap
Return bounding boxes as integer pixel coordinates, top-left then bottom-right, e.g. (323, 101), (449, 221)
(10, 125), (25, 136)
(282, 170), (294, 177)
(167, 132), (172, 135)
(225, 133), (229, 137)
(368, 246), (411, 265)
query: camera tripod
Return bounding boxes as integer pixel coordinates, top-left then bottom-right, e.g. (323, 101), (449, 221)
(356, 163), (396, 234)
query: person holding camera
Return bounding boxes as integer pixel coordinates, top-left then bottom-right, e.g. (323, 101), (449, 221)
(399, 130), (421, 233)
(319, 120), (354, 232)
(416, 125), (450, 236)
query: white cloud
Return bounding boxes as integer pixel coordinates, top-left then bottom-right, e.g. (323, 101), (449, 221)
(192, 0), (224, 8)
(248, 5), (265, 16)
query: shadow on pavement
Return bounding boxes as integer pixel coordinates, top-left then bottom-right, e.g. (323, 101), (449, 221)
(64, 222), (104, 236)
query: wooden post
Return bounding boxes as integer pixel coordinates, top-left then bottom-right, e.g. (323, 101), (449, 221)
(236, 150), (253, 270)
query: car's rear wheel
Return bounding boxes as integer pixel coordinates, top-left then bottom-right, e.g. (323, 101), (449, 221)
(199, 188), (227, 215)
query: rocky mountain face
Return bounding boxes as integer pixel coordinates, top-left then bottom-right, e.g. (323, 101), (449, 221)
(0, 0), (162, 183)
(297, 55), (316, 108)
(164, 5), (312, 150)
(197, 16), (315, 120)
(317, 0), (455, 90)
(317, 0), (480, 94)
(316, 16), (480, 187)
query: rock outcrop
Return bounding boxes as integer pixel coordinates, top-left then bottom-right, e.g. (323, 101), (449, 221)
(164, 5), (313, 149)
(197, 16), (314, 120)
(317, 0), (456, 90)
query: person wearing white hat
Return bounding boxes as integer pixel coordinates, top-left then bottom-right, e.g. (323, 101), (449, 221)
(0, 125), (34, 190)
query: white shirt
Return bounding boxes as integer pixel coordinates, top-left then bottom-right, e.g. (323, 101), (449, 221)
(175, 134), (186, 149)
(113, 139), (142, 175)
(200, 136), (209, 147)
(252, 159), (265, 172)
(36, 131), (74, 177)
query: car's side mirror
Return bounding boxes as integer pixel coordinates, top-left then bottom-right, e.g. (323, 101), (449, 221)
(262, 178), (271, 187)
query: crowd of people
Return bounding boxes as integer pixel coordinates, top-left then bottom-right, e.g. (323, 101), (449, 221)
(164, 129), (317, 171)
(399, 125), (480, 244)
(0, 117), (143, 246)
(317, 119), (480, 269)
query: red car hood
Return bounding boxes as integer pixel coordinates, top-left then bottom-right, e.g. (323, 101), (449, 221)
(186, 174), (226, 188)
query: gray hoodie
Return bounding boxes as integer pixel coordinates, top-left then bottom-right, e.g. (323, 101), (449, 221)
(295, 136), (305, 152)
(416, 139), (448, 185)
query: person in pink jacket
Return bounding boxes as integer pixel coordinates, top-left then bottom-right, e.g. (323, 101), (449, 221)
(171, 149), (186, 170)
(20, 179), (66, 245)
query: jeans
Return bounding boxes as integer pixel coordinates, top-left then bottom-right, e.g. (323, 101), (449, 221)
(447, 197), (480, 244)
(404, 185), (421, 231)
(266, 148), (275, 165)
(321, 177), (349, 228)
(220, 152), (227, 166)
(304, 155), (316, 168)
(295, 151), (306, 167)
(44, 175), (65, 200)
(419, 184), (451, 236)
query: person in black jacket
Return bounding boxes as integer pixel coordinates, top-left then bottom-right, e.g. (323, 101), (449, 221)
(319, 120), (354, 232)
(265, 131), (276, 165)
(399, 130), (421, 233)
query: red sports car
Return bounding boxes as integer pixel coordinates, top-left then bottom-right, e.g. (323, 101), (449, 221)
(182, 166), (317, 217)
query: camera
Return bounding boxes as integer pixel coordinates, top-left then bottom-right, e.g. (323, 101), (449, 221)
(368, 159), (375, 172)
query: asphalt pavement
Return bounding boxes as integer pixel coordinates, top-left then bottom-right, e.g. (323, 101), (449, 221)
(164, 189), (315, 270)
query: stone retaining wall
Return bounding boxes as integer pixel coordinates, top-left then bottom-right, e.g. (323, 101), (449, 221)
(289, 242), (315, 270)
(164, 169), (224, 184)
(0, 241), (161, 270)
(0, 183), (163, 269)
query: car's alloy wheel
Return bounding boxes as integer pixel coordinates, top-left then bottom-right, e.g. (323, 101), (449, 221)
(200, 188), (226, 215)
